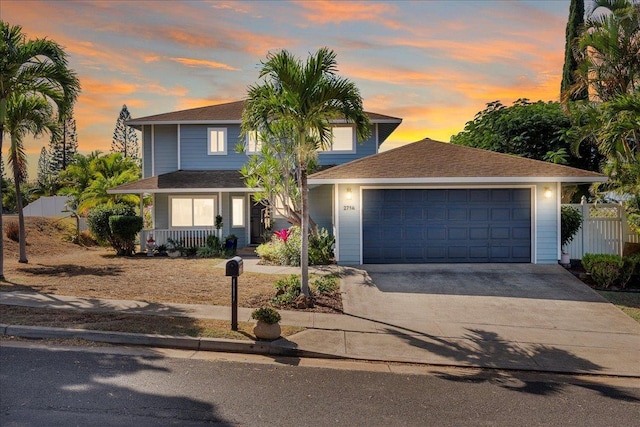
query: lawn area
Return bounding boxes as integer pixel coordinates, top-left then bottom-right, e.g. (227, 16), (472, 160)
(597, 291), (640, 323)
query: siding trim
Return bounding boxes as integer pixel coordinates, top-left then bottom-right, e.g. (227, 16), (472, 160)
(334, 184), (340, 262)
(357, 184), (536, 265)
(310, 177), (606, 185)
(141, 125), (145, 177)
(151, 125), (155, 176)
(177, 124), (181, 170)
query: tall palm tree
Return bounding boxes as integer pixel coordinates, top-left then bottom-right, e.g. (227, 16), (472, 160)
(242, 48), (370, 298)
(5, 93), (58, 262)
(0, 21), (80, 275)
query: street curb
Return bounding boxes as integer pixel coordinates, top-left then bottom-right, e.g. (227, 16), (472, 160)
(0, 323), (339, 360)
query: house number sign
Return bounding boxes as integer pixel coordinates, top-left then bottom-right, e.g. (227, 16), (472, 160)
(343, 205), (356, 211)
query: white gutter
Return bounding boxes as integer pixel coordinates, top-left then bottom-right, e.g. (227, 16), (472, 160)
(308, 176), (607, 185)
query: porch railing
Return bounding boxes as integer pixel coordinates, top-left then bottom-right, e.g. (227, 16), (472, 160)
(141, 228), (220, 250)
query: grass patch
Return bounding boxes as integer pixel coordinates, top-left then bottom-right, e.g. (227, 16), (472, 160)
(0, 305), (303, 340)
(597, 291), (640, 323)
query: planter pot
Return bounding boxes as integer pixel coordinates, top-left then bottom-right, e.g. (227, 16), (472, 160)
(253, 321), (281, 340)
(167, 250), (181, 258)
(560, 253), (571, 266)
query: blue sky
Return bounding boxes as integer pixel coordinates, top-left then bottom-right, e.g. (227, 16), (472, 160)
(3, 0), (574, 177)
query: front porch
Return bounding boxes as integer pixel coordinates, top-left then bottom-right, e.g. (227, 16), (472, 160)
(140, 228), (221, 250)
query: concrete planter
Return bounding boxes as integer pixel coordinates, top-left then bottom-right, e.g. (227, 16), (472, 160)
(253, 321), (281, 340)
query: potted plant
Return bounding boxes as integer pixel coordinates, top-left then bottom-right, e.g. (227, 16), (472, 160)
(251, 307), (281, 340)
(225, 233), (238, 250)
(156, 244), (168, 256)
(561, 205), (582, 266)
(166, 238), (182, 258)
(146, 235), (156, 257)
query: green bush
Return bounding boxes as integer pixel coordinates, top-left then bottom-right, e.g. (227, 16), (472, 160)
(561, 206), (582, 251)
(256, 226), (334, 266)
(312, 274), (339, 294)
(109, 215), (143, 256)
(251, 307), (281, 324)
(581, 253), (636, 289)
(272, 274), (301, 305)
(87, 204), (135, 245)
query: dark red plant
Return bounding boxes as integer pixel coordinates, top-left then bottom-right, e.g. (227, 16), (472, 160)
(274, 228), (290, 242)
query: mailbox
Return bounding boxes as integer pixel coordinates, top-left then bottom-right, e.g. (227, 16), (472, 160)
(225, 256), (243, 277)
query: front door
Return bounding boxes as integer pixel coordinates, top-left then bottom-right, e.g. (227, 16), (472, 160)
(250, 202), (268, 245)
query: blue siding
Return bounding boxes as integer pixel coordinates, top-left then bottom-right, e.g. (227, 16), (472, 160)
(535, 183), (559, 264)
(154, 125), (178, 174)
(317, 125), (377, 166)
(155, 194), (169, 229)
(336, 184), (362, 264)
(309, 185), (333, 233)
(180, 124), (248, 170)
(143, 125), (152, 178)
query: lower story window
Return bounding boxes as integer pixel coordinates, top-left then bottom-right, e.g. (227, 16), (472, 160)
(232, 196), (245, 227)
(171, 197), (216, 227)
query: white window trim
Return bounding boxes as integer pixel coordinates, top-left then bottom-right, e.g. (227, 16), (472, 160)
(169, 195), (217, 228)
(318, 125), (355, 154)
(207, 127), (227, 155)
(245, 132), (262, 154)
(231, 196), (246, 228)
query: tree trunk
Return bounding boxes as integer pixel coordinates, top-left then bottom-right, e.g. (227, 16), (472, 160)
(10, 137), (28, 264)
(0, 117), (5, 279)
(300, 165), (310, 297)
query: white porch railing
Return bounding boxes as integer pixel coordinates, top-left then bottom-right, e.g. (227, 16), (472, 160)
(141, 228), (220, 250)
(563, 200), (640, 259)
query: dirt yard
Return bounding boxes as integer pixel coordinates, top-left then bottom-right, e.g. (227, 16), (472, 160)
(0, 217), (341, 312)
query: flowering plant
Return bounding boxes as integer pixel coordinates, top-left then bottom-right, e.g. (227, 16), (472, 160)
(273, 228), (291, 243)
(147, 235), (155, 244)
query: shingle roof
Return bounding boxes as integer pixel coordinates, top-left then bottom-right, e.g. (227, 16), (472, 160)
(126, 100), (402, 124)
(308, 138), (606, 183)
(108, 170), (253, 194)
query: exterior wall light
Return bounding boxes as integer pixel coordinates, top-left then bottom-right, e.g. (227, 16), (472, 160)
(346, 188), (352, 200)
(544, 187), (553, 199)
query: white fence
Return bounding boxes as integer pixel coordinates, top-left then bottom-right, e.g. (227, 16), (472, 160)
(563, 202), (640, 259)
(140, 228), (220, 250)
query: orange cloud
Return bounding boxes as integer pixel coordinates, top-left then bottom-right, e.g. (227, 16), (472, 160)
(295, 0), (401, 29)
(169, 57), (239, 71)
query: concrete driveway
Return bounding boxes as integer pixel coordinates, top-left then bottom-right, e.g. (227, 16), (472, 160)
(339, 264), (640, 376)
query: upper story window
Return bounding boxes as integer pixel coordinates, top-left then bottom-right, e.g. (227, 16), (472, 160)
(245, 131), (263, 154)
(318, 126), (355, 153)
(208, 128), (227, 155)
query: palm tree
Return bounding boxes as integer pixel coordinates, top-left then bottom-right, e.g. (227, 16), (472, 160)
(0, 21), (80, 274)
(571, 0), (640, 101)
(5, 93), (58, 262)
(58, 151), (102, 211)
(242, 48), (370, 298)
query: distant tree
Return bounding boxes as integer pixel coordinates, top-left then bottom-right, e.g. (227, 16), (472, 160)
(36, 146), (58, 196)
(450, 99), (602, 171)
(562, 0), (588, 100)
(49, 110), (78, 173)
(111, 105), (139, 160)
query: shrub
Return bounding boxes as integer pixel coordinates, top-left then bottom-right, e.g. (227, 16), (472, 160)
(272, 274), (301, 305)
(312, 274), (339, 294)
(309, 228), (335, 265)
(561, 206), (582, 251)
(87, 204), (135, 245)
(109, 215), (143, 256)
(581, 253), (635, 289)
(251, 307), (281, 324)
(5, 221), (20, 242)
(256, 226), (334, 266)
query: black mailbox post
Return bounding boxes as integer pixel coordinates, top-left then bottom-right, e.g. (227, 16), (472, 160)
(225, 256), (243, 331)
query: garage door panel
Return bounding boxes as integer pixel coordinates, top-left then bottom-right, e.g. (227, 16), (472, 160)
(362, 189), (531, 263)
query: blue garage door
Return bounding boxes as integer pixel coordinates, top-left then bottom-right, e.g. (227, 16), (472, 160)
(362, 189), (531, 263)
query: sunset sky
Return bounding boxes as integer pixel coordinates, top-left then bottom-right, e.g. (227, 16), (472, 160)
(3, 0), (573, 178)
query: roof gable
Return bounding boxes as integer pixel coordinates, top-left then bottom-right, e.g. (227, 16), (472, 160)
(308, 138), (606, 183)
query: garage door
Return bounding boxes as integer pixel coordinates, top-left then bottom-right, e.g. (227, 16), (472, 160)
(362, 189), (531, 263)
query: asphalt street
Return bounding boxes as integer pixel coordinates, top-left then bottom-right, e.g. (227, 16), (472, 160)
(1, 342), (639, 426)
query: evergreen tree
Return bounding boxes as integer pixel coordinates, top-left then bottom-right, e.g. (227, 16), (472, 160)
(562, 0), (588, 100)
(111, 104), (139, 160)
(37, 147), (50, 184)
(49, 111), (78, 173)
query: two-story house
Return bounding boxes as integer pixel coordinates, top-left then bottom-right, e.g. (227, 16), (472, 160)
(108, 100), (403, 251)
(110, 99), (605, 265)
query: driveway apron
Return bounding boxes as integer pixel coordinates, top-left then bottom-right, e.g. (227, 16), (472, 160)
(338, 264), (640, 376)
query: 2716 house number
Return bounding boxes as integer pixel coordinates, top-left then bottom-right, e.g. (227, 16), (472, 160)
(343, 205), (356, 211)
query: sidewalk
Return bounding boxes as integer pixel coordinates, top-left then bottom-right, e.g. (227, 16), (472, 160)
(0, 259), (640, 378)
